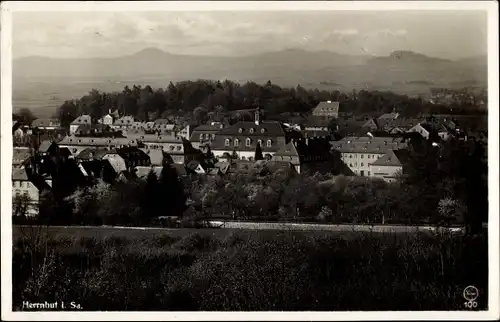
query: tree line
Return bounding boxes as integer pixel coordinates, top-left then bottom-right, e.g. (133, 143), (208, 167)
(51, 80), (486, 127)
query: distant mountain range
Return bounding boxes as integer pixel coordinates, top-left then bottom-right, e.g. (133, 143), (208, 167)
(13, 48), (487, 90)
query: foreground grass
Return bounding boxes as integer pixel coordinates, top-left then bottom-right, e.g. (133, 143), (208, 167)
(13, 229), (487, 311)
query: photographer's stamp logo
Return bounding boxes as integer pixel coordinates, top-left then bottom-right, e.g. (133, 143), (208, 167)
(463, 285), (479, 309)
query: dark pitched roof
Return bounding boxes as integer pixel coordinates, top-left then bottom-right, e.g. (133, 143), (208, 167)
(170, 163), (187, 176)
(370, 149), (403, 167)
(76, 148), (116, 160)
(140, 149), (164, 166)
(210, 121), (287, 153)
(32, 118), (60, 128)
(114, 116), (135, 126)
(418, 123), (434, 133)
(305, 116), (332, 127)
(76, 124), (111, 133)
(38, 140), (54, 153)
(304, 130), (331, 138)
(274, 141), (299, 157)
(218, 121), (286, 137)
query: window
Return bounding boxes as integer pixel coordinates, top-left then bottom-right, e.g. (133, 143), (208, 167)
(241, 156), (246, 160)
(211, 134), (216, 140)
(234, 139), (240, 146)
(176, 146), (181, 151)
(349, 154), (352, 158)
(368, 171), (370, 176)
(257, 139), (263, 146)
(266, 139), (272, 147)
(248, 157), (254, 161)
(249, 128), (255, 134)
(361, 154), (364, 158)
(246, 138), (251, 146)
(20, 182), (24, 188)
(361, 163), (364, 166)
(238, 128), (243, 133)
(199, 134), (203, 140)
(349, 163), (353, 167)
(368, 155), (371, 159)
(225, 139), (230, 146)
(261, 128), (266, 133)
(170, 146), (174, 151)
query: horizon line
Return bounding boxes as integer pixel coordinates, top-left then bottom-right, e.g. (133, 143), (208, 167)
(13, 47), (487, 62)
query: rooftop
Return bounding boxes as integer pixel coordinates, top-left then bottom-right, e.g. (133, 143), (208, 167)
(71, 115), (92, 125)
(330, 136), (408, 154)
(59, 135), (139, 147)
(32, 118), (61, 128)
(312, 101), (340, 114)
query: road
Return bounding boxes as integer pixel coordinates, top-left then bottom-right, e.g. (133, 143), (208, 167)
(12, 222), (465, 241)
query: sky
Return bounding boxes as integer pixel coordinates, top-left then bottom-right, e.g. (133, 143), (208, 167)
(12, 10), (487, 60)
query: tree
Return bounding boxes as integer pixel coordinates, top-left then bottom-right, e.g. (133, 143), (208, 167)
(12, 194), (32, 217)
(17, 108), (36, 126)
(159, 164), (187, 217)
(254, 142), (264, 161)
(231, 150), (239, 160)
(142, 170), (159, 222)
(58, 100), (78, 127)
(193, 106), (208, 125)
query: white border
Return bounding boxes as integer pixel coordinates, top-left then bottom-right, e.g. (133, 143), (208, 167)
(1, 1), (499, 321)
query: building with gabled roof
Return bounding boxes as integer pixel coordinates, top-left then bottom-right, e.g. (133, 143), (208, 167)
(369, 149), (411, 182)
(12, 167), (52, 216)
(189, 123), (225, 148)
(330, 136), (408, 177)
(271, 141), (301, 173)
(210, 108), (287, 161)
(59, 135), (139, 156)
(311, 101), (340, 118)
(70, 115), (92, 134)
(112, 116), (136, 131)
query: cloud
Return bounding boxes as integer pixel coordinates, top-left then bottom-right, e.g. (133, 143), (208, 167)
(332, 29), (359, 36)
(371, 29), (408, 37)
(11, 11), (486, 59)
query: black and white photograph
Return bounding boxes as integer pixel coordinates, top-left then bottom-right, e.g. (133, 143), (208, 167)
(1, 1), (499, 320)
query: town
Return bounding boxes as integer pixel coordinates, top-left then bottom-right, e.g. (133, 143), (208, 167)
(11, 81), (488, 232)
(7, 5), (494, 314)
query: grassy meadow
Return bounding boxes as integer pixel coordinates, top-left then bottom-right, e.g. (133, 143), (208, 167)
(13, 227), (488, 311)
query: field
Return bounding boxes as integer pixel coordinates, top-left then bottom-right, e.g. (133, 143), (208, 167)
(13, 77), (438, 118)
(12, 225), (488, 311)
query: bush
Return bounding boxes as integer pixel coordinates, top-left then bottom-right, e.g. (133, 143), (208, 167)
(12, 230), (488, 311)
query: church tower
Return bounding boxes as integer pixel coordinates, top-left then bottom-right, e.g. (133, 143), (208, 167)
(254, 106), (261, 126)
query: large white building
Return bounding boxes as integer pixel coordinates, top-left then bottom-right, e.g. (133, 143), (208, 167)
(330, 136), (408, 181)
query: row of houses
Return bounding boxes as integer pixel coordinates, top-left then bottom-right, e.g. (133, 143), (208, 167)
(69, 113), (191, 139)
